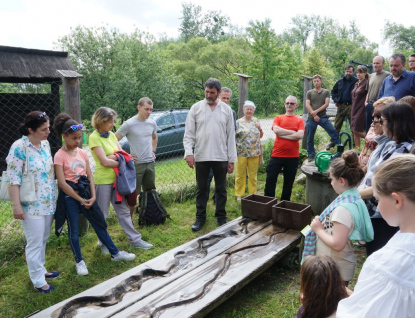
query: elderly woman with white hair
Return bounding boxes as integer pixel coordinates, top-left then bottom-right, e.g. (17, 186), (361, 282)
(234, 100), (263, 201)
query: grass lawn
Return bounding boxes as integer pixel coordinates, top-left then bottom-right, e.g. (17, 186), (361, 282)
(0, 166), (366, 318)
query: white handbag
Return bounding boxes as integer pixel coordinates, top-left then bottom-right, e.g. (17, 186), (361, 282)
(0, 146), (37, 203)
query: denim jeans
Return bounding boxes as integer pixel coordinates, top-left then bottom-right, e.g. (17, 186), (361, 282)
(264, 157), (298, 201)
(306, 116), (340, 158)
(64, 195), (119, 262)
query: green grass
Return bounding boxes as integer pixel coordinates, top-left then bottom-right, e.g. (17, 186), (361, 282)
(0, 168), (366, 318)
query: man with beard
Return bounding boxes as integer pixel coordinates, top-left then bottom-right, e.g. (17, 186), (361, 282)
(329, 64), (358, 149)
(183, 78), (237, 231)
(364, 56), (390, 133)
(378, 53), (415, 101)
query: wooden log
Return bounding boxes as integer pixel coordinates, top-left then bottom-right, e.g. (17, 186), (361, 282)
(300, 75), (312, 150)
(30, 218), (301, 318)
(233, 73), (253, 119)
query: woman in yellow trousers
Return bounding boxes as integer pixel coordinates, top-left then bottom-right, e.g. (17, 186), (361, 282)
(235, 101), (263, 201)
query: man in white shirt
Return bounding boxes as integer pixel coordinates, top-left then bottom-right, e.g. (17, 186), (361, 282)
(183, 78), (237, 231)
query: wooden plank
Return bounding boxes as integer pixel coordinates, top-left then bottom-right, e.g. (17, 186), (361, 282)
(31, 218), (273, 318)
(110, 226), (300, 318)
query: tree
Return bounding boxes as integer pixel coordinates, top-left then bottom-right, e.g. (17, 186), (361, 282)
(383, 21), (415, 52)
(179, 2), (229, 43)
(301, 47), (335, 90)
(166, 36), (251, 104)
(246, 19), (300, 115)
(55, 26), (182, 123)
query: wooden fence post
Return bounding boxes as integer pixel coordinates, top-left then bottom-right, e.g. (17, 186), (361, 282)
(300, 75), (313, 150)
(233, 73), (253, 119)
(57, 70), (89, 234)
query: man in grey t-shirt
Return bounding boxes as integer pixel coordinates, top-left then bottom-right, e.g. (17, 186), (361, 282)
(364, 56), (390, 133)
(116, 97), (158, 214)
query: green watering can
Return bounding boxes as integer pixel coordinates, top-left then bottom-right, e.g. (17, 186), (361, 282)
(315, 132), (352, 172)
(314, 151), (332, 173)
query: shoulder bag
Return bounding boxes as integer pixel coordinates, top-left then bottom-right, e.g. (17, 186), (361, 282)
(0, 146), (37, 203)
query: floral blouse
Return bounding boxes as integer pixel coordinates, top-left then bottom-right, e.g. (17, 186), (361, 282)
(6, 136), (56, 215)
(235, 117), (261, 157)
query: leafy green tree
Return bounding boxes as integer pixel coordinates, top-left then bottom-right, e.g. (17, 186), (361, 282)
(56, 26), (182, 123)
(383, 21), (415, 52)
(301, 47), (335, 89)
(166, 36), (251, 104)
(246, 19), (300, 115)
(179, 2), (229, 43)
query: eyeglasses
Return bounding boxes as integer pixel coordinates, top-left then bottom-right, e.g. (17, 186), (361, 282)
(64, 124), (83, 133)
(285, 102), (296, 105)
(372, 120), (381, 125)
(38, 112), (47, 118)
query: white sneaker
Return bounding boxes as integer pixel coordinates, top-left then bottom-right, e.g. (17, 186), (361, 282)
(131, 239), (153, 250)
(111, 251), (136, 262)
(97, 242), (110, 255)
(237, 197), (242, 202)
(75, 260), (89, 276)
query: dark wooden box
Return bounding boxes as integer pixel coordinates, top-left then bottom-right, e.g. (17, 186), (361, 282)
(272, 201), (311, 231)
(241, 194), (278, 221)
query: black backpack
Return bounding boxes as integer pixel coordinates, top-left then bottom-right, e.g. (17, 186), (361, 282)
(137, 190), (171, 226)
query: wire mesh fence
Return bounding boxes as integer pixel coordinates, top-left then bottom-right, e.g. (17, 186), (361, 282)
(0, 78), (303, 261)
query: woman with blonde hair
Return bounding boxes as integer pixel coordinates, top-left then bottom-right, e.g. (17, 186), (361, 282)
(338, 155), (415, 317)
(89, 107), (152, 252)
(358, 96), (395, 171)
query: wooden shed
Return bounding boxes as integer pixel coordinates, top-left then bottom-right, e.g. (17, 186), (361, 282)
(0, 45), (77, 171)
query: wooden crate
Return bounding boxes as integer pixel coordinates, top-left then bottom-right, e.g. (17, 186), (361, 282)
(241, 194), (278, 221)
(272, 201), (311, 230)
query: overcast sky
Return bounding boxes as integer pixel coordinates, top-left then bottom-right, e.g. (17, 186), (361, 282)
(0, 0), (411, 56)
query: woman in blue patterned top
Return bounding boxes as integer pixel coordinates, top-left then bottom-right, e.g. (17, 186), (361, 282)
(6, 111), (58, 294)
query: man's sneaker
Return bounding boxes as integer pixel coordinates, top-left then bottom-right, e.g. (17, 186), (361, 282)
(111, 251), (136, 262)
(326, 141), (336, 150)
(131, 239), (153, 250)
(307, 156), (315, 163)
(97, 242), (110, 255)
(75, 260), (89, 276)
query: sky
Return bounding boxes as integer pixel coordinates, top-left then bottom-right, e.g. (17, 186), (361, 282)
(0, 0), (411, 56)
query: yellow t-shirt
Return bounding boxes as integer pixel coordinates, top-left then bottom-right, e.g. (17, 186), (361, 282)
(88, 130), (118, 185)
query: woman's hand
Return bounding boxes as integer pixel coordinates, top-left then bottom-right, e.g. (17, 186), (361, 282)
(12, 205), (25, 220)
(310, 216), (324, 233)
(255, 122), (261, 129)
(84, 197), (95, 209)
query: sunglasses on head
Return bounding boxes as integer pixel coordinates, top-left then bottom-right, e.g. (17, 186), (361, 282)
(38, 112), (47, 119)
(64, 124), (83, 133)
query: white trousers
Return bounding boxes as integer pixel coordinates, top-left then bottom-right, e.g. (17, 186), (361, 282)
(21, 213), (54, 288)
(95, 184), (142, 244)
